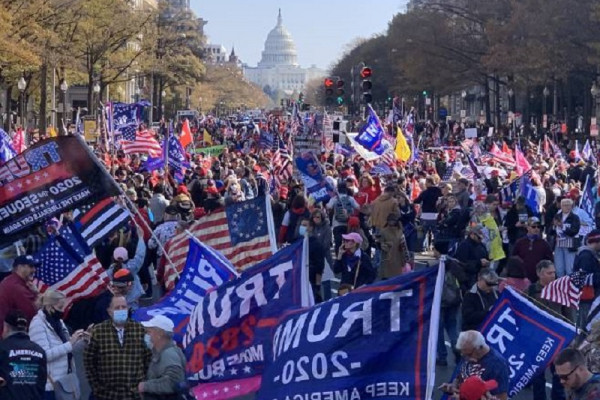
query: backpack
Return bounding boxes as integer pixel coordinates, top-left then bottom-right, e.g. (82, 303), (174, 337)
(334, 195), (353, 223)
(441, 270), (462, 308)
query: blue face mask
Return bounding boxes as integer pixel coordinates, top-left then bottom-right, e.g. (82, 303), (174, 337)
(298, 226), (307, 236)
(112, 309), (128, 324)
(144, 334), (153, 349)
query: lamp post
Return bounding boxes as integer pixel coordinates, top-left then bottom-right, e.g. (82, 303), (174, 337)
(591, 81), (599, 135)
(160, 90), (166, 120)
(17, 75), (26, 129)
(543, 86), (550, 129)
(60, 78), (68, 134)
(461, 90), (467, 120)
(93, 82), (100, 117)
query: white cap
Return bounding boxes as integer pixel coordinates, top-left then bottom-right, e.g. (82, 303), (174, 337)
(141, 315), (174, 333)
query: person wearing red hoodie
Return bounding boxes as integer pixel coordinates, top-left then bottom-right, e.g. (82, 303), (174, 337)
(278, 194), (310, 245)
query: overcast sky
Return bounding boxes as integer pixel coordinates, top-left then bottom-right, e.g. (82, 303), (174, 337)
(191, 0), (408, 72)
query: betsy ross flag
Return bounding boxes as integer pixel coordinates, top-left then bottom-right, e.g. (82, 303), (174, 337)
(73, 198), (131, 248)
(34, 224), (108, 310)
(121, 129), (162, 157)
(161, 196), (277, 291)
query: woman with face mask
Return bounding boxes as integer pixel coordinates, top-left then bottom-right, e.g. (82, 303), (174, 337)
(29, 290), (88, 399)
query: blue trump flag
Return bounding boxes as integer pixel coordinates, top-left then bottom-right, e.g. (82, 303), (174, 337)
(580, 175), (595, 224)
(133, 237), (238, 344)
(519, 172), (540, 216)
(143, 135), (190, 173)
(444, 286), (575, 399)
(258, 263), (444, 400)
(356, 105), (385, 155)
(183, 239), (312, 399)
(0, 128), (16, 163)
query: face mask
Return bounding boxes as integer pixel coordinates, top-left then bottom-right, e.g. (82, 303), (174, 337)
(51, 308), (64, 320)
(298, 226), (307, 236)
(144, 334), (153, 349)
(112, 309), (128, 324)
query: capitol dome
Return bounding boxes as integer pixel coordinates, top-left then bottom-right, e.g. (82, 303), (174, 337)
(258, 9), (299, 68)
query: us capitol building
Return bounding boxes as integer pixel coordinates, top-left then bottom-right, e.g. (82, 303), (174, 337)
(243, 9), (324, 96)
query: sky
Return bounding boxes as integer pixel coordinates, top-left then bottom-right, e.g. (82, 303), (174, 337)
(191, 0), (408, 72)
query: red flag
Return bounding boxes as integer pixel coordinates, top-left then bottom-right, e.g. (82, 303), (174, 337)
(180, 119), (193, 148)
(502, 141), (513, 156)
(514, 147), (531, 176)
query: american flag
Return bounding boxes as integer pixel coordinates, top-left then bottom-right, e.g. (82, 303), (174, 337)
(73, 198), (131, 248)
(161, 196), (276, 291)
(272, 135), (293, 182)
(33, 224), (108, 310)
(0, 128), (16, 164)
(121, 129), (162, 157)
(540, 272), (592, 309)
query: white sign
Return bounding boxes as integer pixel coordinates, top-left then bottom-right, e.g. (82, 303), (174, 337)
(488, 127), (494, 137)
(465, 128), (478, 138)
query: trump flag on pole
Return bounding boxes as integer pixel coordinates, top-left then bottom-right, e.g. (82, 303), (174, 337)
(184, 240), (312, 400)
(133, 237), (238, 344)
(258, 263), (444, 400)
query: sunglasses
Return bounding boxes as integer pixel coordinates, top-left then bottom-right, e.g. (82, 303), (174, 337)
(558, 365), (578, 381)
(531, 225), (541, 229)
(484, 280), (498, 286)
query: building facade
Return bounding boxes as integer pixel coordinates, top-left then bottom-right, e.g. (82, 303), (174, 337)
(243, 9), (324, 95)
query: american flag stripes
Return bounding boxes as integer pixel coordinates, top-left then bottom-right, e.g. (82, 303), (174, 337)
(121, 129), (162, 157)
(34, 225), (108, 310)
(540, 275), (583, 309)
(161, 196), (276, 291)
(272, 135), (293, 182)
(73, 198), (131, 248)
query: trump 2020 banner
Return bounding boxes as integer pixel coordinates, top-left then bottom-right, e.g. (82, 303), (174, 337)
(133, 238), (238, 344)
(258, 264), (444, 400)
(0, 136), (120, 240)
(478, 287), (576, 398)
(184, 239), (311, 400)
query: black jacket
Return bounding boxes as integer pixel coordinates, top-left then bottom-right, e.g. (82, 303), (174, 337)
(462, 285), (499, 331)
(574, 246), (600, 290)
(454, 237), (489, 286)
(504, 205), (533, 244)
(334, 250), (376, 288)
(414, 187), (442, 213)
(0, 332), (47, 400)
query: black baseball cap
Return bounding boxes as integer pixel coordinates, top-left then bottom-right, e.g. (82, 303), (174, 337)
(13, 255), (39, 268)
(5, 310), (28, 330)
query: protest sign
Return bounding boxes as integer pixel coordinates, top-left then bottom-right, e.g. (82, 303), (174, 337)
(0, 136), (120, 240)
(184, 239), (312, 400)
(258, 264), (444, 400)
(133, 238), (238, 343)
(194, 145), (227, 156)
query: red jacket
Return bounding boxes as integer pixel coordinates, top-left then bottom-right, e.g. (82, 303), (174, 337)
(0, 273), (38, 335)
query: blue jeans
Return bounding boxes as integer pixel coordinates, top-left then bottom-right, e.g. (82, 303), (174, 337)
(44, 391), (56, 400)
(532, 364), (565, 400)
(554, 247), (576, 277)
(322, 280), (333, 301)
(437, 305), (460, 362)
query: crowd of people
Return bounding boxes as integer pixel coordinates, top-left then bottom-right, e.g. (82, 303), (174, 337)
(2, 111), (600, 400)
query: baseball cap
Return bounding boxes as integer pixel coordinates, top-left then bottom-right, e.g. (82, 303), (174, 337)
(342, 232), (363, 245)
(5, 310), (29, 330)
(459, 376), (498, 400)
(467, 224), (485, 238)
(142, 315), (175, 333)
(13, 255), (39, 268)
(528, 217), (541, 226)
(113, 247), (129, 262)
(112, 269), (134, 286)
(587, 229), (600, 244)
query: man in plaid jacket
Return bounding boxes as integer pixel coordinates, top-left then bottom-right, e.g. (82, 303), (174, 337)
(84, 295), (151, 400)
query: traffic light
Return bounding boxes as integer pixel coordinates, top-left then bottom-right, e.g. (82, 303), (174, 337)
(324, 78), (335, 105)
(422, 90), (428, 96)
(336, 79), (345, 105)
(298, 92), (304, 103)
(360, 67), (372, 104)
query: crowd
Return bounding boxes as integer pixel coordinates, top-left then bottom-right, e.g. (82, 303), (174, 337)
(2, 112), (600, 400)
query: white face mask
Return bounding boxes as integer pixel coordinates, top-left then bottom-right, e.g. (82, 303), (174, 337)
(298, 226), (307, 236)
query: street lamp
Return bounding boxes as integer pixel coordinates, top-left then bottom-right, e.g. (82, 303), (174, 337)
(160, 90), (166, 120)
(60, 78), (68, 134)
(93, 82), (100, 117)
(17, 76), (26, 128)
(461, 90), (467, 119)
(542, 86), (550, 128)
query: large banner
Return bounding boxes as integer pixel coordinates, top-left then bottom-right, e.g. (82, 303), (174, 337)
(184, 240), (311, 399)
(478, 287), (575, 397)
(445, 287), (576, 398)
(0, 136), (120, 240)
(133, 238), (238, 344)
(258, 265), (443, 400)
(294, 150), (334, 203)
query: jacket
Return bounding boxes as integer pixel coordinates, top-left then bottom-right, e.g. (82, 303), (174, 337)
(149, 194), (169, 225)
(333, 249), (376, 288)
(414, 186), (442, 213)
(461, 284), (498, 331)
(279, 207), (310, 244)
(83, 319), (151, 400)
(0, 331), (47, 400)
(512, 236), (554, 282)
(454, 237), (489, 286)
(0, 273), (38, 336)
(142, 342), (186, 400)
(504, 205), (533, 244)
(29, 310), (81, 391)
(370, 193), (399, 230)
(378, 226), (408, 279)
(107, 237), (146, 309)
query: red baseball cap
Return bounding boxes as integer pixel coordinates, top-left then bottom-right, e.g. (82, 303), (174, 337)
(459, 376), (498, 400)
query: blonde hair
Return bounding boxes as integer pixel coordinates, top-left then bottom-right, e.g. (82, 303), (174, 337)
(38, 289), (66, 310)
